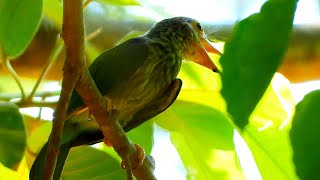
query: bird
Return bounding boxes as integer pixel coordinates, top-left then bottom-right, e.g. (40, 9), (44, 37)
(29, 16), (221, 180)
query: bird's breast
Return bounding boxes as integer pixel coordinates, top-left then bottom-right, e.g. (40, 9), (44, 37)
(107, 45), (182, 117)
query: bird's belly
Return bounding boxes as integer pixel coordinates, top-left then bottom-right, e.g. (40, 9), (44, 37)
(107, 73), (170, 113)
(106, 56), (181, 124)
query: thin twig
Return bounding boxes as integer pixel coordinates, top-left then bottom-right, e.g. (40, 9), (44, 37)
(43, 74), (76, 179)
(3, 57), (26, 100)
(85, 28), (102, 41)
(16, 100), (57, 109)
(83, 0), (93, 8)
(26, 37), (64, 102)
(37, 96), (47, 120)
(0, 90), (60, 101)
(42, 1), (83, 178)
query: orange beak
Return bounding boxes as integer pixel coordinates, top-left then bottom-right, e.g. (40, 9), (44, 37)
(191, 36), (221, 73)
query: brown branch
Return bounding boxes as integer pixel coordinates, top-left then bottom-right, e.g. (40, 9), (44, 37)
(43, 74), (76, 179)
(42, 1), (83, 179)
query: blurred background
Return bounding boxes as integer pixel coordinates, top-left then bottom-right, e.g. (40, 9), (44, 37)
(0, 0), (319, 179)
(4, 0), (320, 84)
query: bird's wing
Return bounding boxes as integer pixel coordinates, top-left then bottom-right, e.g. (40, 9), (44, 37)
(67, 37), (149, 114)
(124, 79), (182, 131)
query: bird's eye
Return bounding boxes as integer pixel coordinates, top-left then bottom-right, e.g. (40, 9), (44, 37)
(196, 23), (202, 31)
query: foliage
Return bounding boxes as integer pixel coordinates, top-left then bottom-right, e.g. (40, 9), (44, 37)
(290, 90), (320, 180)
(0, 0), (42, 58)
(0, 0), (318, 179)
(0, 102), (26, 168)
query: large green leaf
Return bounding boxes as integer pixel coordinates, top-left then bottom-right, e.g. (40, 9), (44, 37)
(241, 74), (297, 179)
(220, 0), (298, 129)
(290, 90), (320, 180)
(0, 0), (43, 58)
(178, 62), (225, 111)
(0, 102), (26, 169)
(154, 101), (241, 179)
(63, 146), (126, 179)
(171, 133), (244, 180)
(127, 120), (154, 154)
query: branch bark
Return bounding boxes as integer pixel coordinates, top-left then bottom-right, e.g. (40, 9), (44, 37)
(43, 0), (156, 179)
(42, 0), (83, 179)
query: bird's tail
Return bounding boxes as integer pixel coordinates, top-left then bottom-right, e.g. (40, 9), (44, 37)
(29, 141), (72, 180)
(29, 114), (103, 180)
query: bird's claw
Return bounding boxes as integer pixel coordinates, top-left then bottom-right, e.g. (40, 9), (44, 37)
(121, 144), (145, 170)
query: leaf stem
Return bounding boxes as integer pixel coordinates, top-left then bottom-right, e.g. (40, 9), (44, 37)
(83, 0), (93, 8)
(85, 28), (102, 41)
(0, 90), (60, 101)
(3, 57), (26, 100)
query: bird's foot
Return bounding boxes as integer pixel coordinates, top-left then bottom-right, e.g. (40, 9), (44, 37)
(121, 144), (145, 170)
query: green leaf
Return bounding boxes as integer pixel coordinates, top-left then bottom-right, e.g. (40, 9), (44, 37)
(179, 63), (221, 91)
(27, 122), (51, 154)
(155, 101), (240, 178)
(171, 133), (244, 180)
(290, 90), (320, 180)
(178, 62), (225, 111)
(0, 0), (43, 58)
(220, 0), (298, 129)
(241, 74), (298, 179)
(127, 120), (154, 154)
(63, 146), (126, 179)
(0, 102), (26, 168)
(96, 0), (140, 6)
(43, 0), (63, 29)
(156, 101), (233, 150)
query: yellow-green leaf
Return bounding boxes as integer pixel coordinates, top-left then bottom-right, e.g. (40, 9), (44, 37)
(241, 74), (298, 179)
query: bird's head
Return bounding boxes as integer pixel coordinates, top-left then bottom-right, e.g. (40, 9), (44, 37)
(146, 17), (221, 72)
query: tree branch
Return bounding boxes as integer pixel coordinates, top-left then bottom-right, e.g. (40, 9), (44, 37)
(43, 74), (76, 179)
(42, 1), (83, 179)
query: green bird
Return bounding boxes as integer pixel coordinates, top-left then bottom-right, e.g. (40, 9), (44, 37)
(30, 17), (221, 179)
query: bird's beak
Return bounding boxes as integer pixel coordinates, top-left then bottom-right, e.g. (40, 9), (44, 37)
(191, 36), (221, 73)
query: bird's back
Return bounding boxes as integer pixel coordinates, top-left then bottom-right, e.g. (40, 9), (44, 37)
(67, 37), (149, 114)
